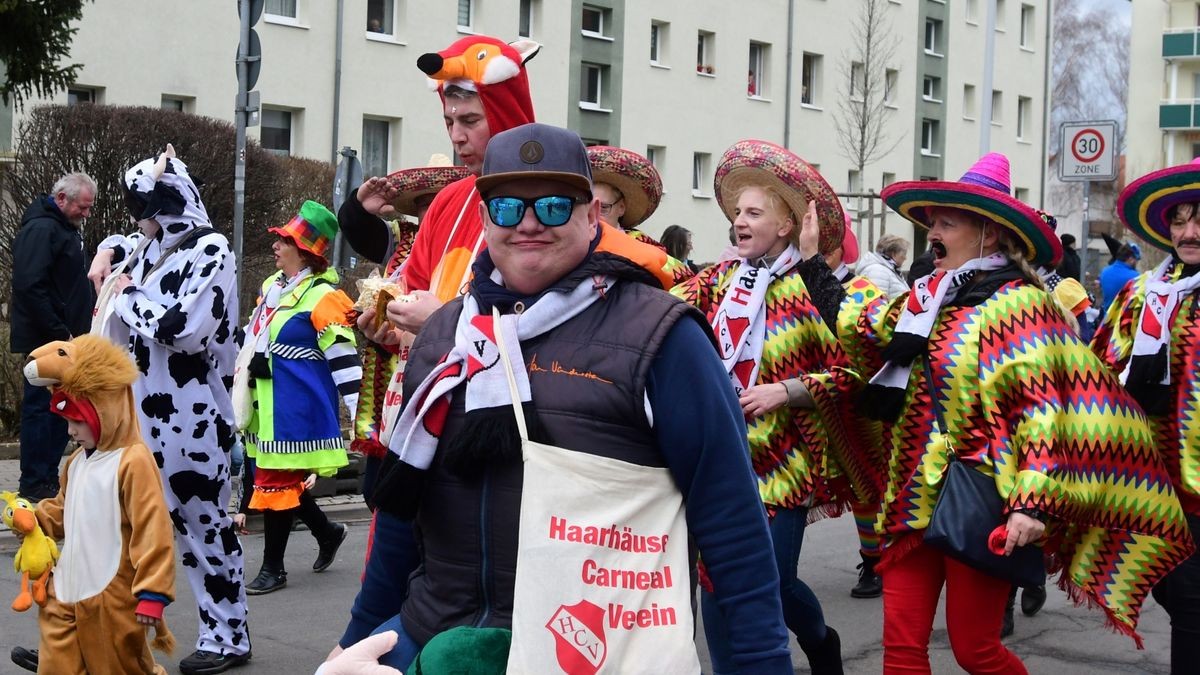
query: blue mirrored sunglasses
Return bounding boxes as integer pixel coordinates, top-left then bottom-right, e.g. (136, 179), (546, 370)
(485, 194), (591, 227)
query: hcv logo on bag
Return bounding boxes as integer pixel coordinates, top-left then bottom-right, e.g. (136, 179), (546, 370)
(547, 600), (607, 674)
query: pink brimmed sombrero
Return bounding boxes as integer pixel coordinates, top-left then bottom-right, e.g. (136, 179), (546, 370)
(384, 154), (471, 217)
(586, 146), (663, 227)
(1117, 158), (1200, 252)
(881, 152), (1060, 267)
(842, 212), (860, 264)
(714, 140), (845, 255)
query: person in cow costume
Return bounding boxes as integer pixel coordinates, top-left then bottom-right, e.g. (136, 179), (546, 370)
(671, 139), (849, 674)
(87, 145), (250, 674)
(1093, 157), (1200, 672)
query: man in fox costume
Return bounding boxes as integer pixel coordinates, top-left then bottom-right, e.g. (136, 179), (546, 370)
(22, 335), (176, 674)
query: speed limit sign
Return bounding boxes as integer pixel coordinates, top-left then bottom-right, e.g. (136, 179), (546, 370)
(1059, 120), (1118, 182)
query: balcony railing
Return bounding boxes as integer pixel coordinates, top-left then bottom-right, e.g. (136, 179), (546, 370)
(1164, 28), (1200, 59)
(1161, 100), (1200, 128)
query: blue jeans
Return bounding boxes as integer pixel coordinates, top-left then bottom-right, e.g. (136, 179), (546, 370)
(371, 615), (424, 670)
(18, 380), (68, 496)
(701, 506), (826, 673)
(1152, 513), (1200, 674)
(339, 511), (420, 648)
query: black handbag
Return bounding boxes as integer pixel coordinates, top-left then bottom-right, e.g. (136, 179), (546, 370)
(921, 357), (1046, 588)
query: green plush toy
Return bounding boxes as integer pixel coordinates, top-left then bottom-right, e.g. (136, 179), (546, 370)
(407, 627), (511, 675)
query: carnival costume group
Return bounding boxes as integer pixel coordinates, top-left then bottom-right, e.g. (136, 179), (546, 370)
(11, 28), (1200, 675)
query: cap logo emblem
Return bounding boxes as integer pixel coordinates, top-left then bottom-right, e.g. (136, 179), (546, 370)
(520, 141), (544, 164)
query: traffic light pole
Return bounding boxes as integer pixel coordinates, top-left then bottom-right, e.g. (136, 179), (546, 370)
(234, 0), (251, 293)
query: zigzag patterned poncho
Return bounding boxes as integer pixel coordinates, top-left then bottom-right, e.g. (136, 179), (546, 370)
(672, 259), (847, 510)
(1093, 264), (1200, 516)
(837, 278), (1193, 644)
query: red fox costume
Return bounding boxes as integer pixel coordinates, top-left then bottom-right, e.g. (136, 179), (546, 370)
(24, 335), (176, 674)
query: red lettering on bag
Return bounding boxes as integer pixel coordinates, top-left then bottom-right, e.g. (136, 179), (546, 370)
(606, 602), (678, 630)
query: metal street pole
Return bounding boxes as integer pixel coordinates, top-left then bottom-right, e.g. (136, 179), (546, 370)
(1080, 180), (1090, 280)
(234, 0), (250, 293)
(980, 0), (997, 155)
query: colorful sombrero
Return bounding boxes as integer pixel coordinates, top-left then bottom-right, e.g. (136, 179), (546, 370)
(1117, 157), (1200, 252)
(385, 154), (471, 217)
(586, 146), (663, 227)
(714, 140), (845, 255)
(881, 152), (1060, 267)
(269, 200), (338, 258)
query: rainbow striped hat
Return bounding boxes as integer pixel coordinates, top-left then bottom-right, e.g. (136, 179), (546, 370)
(881, 153), (1060, 267)
(269, 200), (338, 258)
(1117, 158), (1200, 252)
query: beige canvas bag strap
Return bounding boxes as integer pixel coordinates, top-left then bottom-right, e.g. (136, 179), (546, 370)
(493, 307), (530, 443)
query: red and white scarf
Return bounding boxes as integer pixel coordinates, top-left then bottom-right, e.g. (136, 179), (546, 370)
(388, 271), (614, 470)
(1123, 257), (1200, 387)
(712, 245), (802, 395)
(246, 268), (312, 358)
(869, 253), (1007, 391)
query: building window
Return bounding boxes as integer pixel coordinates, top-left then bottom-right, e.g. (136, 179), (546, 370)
(1019, 4), (1034, 47)
(966, 0), (978, 22)
(367, 0), (394, 35)
(67, 87), (97, 105)
(161, 95), (188, 112)
(991, 89), (1003, 124)
(650, 21), (668, 64)
(921, 118), (939, 155)
(922, 76), (941, 102)
(362, 118), (391, 178)
(963, 83), (977, 118)
(748, 42), (768, 97)
(801, 52), (821, 105)
(580, 62), (605, 108)
(582, 5), (609, 38)
(848, 170), (862, 192)
(884, 68), (898, 104)
(849, 61), (865, 100)
(882, 172), (896, 188)
(519, 0), (533, 37)
(261, 108), (293, 156)
(924, 19), (942, 55)
(697, 31), (715, 74)
(1017, 96), (1031, 139)
(265, 0), (297, 18)
(646, 145), (664, 169)
(1014, 187), (1029, 203)
(457, 0), (472, 30)
(996, 0), (1007, 30)
(692, 152), (711, 195)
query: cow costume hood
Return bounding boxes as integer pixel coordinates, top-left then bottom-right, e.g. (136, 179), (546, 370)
(417, 35), (540, 136)
(122, 152), (211, 250)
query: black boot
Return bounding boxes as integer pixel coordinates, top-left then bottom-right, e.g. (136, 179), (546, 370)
(313, 522), (348, 572)
(10, 647), (37, 673)
(1001, 585), (1016, 638)
(246, 566), (287, 595)
(850, 553), (882, 598)
(1020, 584), (1046, 617)
(801, 626), (844, 675)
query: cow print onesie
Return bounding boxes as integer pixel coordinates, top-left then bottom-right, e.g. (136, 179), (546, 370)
(98, 154), (250, 657)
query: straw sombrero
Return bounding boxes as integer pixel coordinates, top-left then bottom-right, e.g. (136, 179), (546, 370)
(1117, 157), (1200, 252)
(384, 154), (471, 217)
(714, 140), (844, 255)
(881, 152), (1060, 267)
(586, 146), (663, 227)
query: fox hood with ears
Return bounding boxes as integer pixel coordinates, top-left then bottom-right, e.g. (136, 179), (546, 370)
(24, 335), (142, 452)
(417, 35), (541, 136)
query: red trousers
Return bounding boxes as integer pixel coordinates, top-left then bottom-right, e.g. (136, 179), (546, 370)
(881, 541), (1027, 674)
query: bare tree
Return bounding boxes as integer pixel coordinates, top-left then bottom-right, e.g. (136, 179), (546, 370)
(832, 0), (901, 247)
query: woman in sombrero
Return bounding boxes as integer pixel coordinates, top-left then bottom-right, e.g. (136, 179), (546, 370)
(840, 153), (1191, 672)
(672, 139), (850, 674)
(1093, 157), (1200, 672)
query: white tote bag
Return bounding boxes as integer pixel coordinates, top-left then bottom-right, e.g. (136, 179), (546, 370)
(498, 313), (701, 675)
(90, 237), (152, 335)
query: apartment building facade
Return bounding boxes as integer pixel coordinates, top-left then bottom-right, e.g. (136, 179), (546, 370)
(1129, 1), (1200, 184)
(3, 0), (1048, 260)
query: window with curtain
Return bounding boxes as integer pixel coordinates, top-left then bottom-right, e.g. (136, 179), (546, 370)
(265, 0), (297, 18)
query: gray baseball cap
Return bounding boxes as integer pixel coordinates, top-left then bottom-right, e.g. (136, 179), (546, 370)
(476, 123), (593, 196)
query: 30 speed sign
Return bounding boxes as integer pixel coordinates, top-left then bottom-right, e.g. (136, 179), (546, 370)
(1059, 120), (1118, 182)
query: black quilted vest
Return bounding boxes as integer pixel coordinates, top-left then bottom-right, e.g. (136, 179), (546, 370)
(398, 279), (706, 644)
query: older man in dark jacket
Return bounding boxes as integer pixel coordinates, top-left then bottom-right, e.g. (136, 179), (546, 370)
(10, 173), (96, 501)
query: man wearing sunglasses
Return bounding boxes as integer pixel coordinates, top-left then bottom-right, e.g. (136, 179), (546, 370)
(353, 123), (792, 671)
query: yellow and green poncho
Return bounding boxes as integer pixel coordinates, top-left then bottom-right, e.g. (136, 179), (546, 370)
(1092, 264), (1200, 517)
(672, 259), (848, 511)
(837, 278), (1192, 644)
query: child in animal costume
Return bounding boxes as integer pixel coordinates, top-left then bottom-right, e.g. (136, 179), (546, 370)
(22, 334), (176, 674)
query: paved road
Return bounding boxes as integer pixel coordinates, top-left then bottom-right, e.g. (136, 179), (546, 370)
(0, 453), (1174, 673)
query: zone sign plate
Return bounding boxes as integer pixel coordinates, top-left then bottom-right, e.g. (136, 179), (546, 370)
(1059, 120), (1118, 182)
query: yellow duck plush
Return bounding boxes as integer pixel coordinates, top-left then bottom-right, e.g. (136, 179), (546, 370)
(1, 490), (59, 611)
